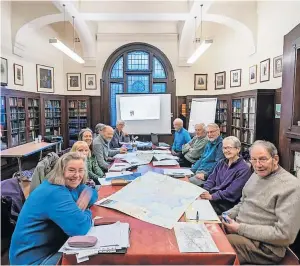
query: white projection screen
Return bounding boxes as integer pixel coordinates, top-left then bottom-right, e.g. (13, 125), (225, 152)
(116, 94), (171, 134)
(188, 98), (217, 133)
(119, 95), (160, 120)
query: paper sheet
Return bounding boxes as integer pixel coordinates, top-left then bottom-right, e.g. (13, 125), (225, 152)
(153, 160), (179, 166)
(163, 168), (194, 177)
(109, 162), (131, 172)
(185, 200), (220, 222)
(153, 154), (179, 161)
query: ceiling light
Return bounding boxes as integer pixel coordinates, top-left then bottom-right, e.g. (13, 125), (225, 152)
(187, 40), (213, 64)
(49, 38), (85, 64)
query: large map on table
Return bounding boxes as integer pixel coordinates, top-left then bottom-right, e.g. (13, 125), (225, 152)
(95, 172), (206, 229)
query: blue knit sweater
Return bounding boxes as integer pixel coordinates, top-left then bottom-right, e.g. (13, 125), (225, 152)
(9, 180), (98, 265)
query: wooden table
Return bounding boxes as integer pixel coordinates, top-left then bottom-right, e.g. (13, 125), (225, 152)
(62, 162), (238, 265)
(0, 141), (61, 172)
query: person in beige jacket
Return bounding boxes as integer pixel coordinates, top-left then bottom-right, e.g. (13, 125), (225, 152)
(222, 140), (300, 265)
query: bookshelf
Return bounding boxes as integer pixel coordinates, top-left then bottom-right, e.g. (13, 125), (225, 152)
(28, 98), (40, 141)
(0, 96), (8, 150)
(215, 99), (228, 137)
(9, 97), (26, 147)
(44, 100), (62, 136)
(67, 98), (90, 147)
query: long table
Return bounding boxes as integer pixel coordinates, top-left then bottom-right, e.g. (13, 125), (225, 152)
(0, 141), (61, 172)
(62, 163), (238, 265)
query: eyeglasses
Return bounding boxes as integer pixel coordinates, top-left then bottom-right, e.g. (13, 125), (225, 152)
(249, 157), (272, 164)
(223, 146), (236, 151)
(207, 129), (218, 134)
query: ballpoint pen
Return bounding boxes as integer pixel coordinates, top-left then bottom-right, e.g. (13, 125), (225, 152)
(196, 211), (199, 222)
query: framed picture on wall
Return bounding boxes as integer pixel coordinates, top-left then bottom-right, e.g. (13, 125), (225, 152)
(67, 73), (81, 91)
(260, 58), (270, 82)
(85, 74), (97, 90)
(249, 65), (257, 84)
(14, 64), (24, 86)
(214, 71), (226, 90)
(1, 57), (8, 86)
(194, 74), (207, 90)
(230, 69), (242, 87)
(36, 64), (54, 93)
(273, 55), (283, 78)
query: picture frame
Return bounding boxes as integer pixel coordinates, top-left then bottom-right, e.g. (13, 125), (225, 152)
(230, 69), (242, 88)
(36, 64), (54, 93)
(67, 73), (81, 91)
(194, 74), (207, 90)
(273, 55), (283, 78)
(14, 64), (24, 86)
(260, 58), (270, 82)
(249, 65), (257, 84)
(1, 57), (8, 86)
(214, 71), (226, 90)
(85, 74), (97, 90)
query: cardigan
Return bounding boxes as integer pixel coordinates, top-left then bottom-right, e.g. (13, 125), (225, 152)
(87, 154), (104, 184)
(182, 135), (208, 163)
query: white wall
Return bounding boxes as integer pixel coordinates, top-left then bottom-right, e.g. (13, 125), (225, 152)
(176, 1), (300, 96)
(2, 1), (300, 97)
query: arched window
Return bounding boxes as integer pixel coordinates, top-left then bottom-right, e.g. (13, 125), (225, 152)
(102, 43), (175, 127)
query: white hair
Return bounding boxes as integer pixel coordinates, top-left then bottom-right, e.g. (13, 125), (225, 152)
(206, 123), (220, 130)
(116, 120), (125, 126)
(173, 118), (183, 124)
(223, 136), (241, 148)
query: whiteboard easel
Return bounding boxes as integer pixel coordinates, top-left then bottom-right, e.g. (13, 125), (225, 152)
(188, 98), (217, 133)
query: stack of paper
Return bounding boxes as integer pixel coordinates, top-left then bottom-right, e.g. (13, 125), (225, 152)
(153, 154), (179, 161)
(153, 160), (179, 166)
(136, 150), (171, 155)
(59, 222), (130, 263)
(163, 168), (194, 177)
(109, 162), (131, 172)
(185, 200), (220, 223)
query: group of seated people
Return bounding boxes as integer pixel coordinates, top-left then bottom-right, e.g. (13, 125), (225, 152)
(171, 118), (300, 264)
(7, 118), (300, 265)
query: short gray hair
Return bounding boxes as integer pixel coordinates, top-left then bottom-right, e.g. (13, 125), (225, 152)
(95, 123), (105, 133)
(173, 118), (183, 124)
(223, 136), (241, 148)
(78, 128), (93, 141)
(206, 123), (220, 130)
(195, 123), (206, 132)
(48, 152), (88, 186)
(116, 120), (125, 126)
(249, 140), (278, 157)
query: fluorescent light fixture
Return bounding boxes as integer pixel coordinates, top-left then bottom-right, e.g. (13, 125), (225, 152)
(49, 38), (85, 64)
(187, 40), (213, 64)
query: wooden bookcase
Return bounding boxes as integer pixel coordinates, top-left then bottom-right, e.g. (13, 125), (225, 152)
(66, 96), (91, 147)
(0, 95), (8, 150)
(27, 97), (40, 142)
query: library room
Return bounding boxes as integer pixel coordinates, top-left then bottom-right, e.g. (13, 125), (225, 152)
(1, 0), (300, 265)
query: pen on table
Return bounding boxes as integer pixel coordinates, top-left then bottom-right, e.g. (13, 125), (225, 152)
(196, 211), (199, 222)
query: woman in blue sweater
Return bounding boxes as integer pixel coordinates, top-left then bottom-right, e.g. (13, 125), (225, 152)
(9, 152), (98, 265)
(200, 136), (252, 215)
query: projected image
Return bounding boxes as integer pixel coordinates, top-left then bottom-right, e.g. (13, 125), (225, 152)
(120, 95), (160, 120)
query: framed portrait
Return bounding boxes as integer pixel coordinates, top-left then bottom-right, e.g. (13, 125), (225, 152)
(214, 71), (226, 90)
(85, 74), (97, 90)
(1, 57), (8, 86)
(14, 64), (24, 86)
(273, 55), (283, 78)
(194, 74), (207, 90)
(36, 64), (54, 93)
(67, 73), (81, 91)
(249, 65), (257, 84)
(260, 58), (270, 82)
(230, 69), (242, 88)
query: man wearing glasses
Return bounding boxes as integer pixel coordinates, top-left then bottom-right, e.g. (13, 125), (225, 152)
(189, 123), (224, 186)
(222, 140), (300, 264)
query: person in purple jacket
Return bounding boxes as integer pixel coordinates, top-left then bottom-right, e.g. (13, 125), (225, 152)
(200, 136), (252, 215)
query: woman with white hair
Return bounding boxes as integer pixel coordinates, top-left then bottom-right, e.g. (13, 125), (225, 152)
(9, 152), (98, 265)
(200, 136), (252, 215)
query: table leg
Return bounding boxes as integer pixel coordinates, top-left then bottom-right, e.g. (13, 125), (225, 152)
(40, 150), (43, 161)
(17, 157), (22, 172)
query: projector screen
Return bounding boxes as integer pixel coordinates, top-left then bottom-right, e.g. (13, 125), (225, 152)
(119, 95), (160, 120)
(116, 94), (171, 134)
(188, 98), (217, 133)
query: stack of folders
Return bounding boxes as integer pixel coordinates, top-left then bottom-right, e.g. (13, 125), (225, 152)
(185, 200), (221, 223)
(59, 221), (130, 263)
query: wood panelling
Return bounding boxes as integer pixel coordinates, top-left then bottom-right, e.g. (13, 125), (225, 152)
(279, 22), (300, 170)
(274, 88), (281, 149)
(90, 96), (102, 132)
